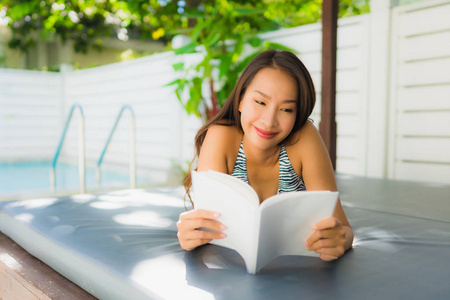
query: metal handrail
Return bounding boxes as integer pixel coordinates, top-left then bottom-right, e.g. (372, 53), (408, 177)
(96, 105), (136, 188)
(51, 103), (85, 193)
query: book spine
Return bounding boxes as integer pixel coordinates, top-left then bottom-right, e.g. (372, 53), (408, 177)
(248, 212), (261, 274)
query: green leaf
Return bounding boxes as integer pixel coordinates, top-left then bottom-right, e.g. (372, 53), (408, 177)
(172, 62), (185, 71)
(219, 54), (233, 79)
(233, 36), (244, 61)
(205, 32), (221, 48)
(174, 42), (198, 55)
(6, 2), (38, 20)
(190, 19), (206, 41)
(165, 79), (181, 87)
(248, 36), (263, 48)
(232, 8), (265, 16)
(184, 77), (203, 115)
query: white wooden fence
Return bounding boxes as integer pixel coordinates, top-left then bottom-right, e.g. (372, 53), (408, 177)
(0, 0), (449, 185)
(0, 69), (61, 160)
(388, 0), (450, 184)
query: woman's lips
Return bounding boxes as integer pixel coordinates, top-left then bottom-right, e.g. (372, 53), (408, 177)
(254, 126), (278, 139)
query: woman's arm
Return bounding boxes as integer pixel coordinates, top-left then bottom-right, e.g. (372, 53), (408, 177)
(177, 125), (237, 251)
(296, 121), (354, 260)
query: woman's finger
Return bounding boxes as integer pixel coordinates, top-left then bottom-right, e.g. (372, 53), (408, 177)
(306, 237), (340, 252)
(176, 210), (227, 251)
(178, 229), (226, 251)
(177, 218), (226, 233)
(320, 254), (339, 261)
(314, 245), (346, 260)
(305, 227), (345, 247)
(182, 229), (226, 241)
(181, 239), (215, 251)
(313, 217), (341, 231)
(179, 209), (220, 221)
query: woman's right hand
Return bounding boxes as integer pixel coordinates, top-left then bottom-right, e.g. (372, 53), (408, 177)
(176, 209), (227, 251)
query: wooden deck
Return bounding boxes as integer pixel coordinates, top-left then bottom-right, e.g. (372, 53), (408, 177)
(0, 233), (96, 300)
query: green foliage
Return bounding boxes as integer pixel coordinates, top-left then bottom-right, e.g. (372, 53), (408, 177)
(0, 0), (370, 119)
(0, 0), (183, 53)
(166, 0), (294, 120)
(339, 0), (371, 17)
(0, 0), (370, 54)
(166, 0), (370, 120)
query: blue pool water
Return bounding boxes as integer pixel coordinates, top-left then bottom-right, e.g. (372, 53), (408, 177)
(0, 161), (150, 199)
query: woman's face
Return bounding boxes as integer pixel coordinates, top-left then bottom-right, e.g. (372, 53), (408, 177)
(239, 67), (298, 151)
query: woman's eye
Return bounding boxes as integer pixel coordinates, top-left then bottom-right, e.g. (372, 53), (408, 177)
(281, 108), (294, 113)
(255, 100), (265, 106)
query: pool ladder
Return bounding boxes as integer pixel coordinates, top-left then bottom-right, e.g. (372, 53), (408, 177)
(97, 105), (136, 189)
(51, 103), (86, 193)
(51, 104), (136, 194)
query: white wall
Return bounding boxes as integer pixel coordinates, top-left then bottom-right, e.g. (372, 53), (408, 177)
(388, 0), (450, 184)
(0, 69), (61, 161)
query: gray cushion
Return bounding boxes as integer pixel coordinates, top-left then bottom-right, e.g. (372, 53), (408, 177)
(1, 176), (450, 299)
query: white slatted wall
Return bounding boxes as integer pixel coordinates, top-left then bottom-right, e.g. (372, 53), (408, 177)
(0, 69), (61, 161)
(389, 0), (450, 184)
(261, 16), (369, 175)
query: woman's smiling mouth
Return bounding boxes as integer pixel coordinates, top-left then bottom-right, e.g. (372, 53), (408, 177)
(254, 126), (278, 139)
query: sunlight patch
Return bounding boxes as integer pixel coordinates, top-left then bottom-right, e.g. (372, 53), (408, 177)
(15, 213), (34, 223)
(133, 193), (185, 208)
(0, 253), (21, 270)
(130, 254), (214, 300)
(113, 211), (172, 228)
(71, 194), (96, 203)
(90, 201), (126, 210)
(9, 198), (58, 209)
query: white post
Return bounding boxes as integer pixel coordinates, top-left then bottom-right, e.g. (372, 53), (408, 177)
(79, 112), (86, 194)
(130, 111), (136, 189)
(365, 0), (392, 178)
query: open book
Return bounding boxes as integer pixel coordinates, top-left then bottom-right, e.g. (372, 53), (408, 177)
(191, 170), (338, 274)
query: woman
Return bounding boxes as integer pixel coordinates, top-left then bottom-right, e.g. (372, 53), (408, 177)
(177, 50), (353, 261)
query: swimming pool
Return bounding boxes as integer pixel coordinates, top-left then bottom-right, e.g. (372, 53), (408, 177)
(0, 161), (151, 200)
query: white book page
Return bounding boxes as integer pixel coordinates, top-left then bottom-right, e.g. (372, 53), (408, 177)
(191, 171), (259, 272)
(206, 170), (259, 207)
(256, 191), (338, 272)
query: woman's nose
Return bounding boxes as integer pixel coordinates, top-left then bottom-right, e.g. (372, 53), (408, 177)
(261, 108), (278, 127)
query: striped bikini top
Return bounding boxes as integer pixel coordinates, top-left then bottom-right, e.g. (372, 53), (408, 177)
(231, 141), (306, 194)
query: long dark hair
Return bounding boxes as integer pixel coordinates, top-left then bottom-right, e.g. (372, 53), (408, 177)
(183, 50), (316, 204)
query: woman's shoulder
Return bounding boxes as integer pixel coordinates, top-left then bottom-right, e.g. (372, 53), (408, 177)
(198, 124), (242, 173)
(206, 124), (242, 139)
(290, 120), (322, 147)
(204, 124), (242, 148)
(285, 120), (324, 168)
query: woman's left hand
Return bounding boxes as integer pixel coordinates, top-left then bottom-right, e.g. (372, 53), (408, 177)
(305, 217), (347, 261)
